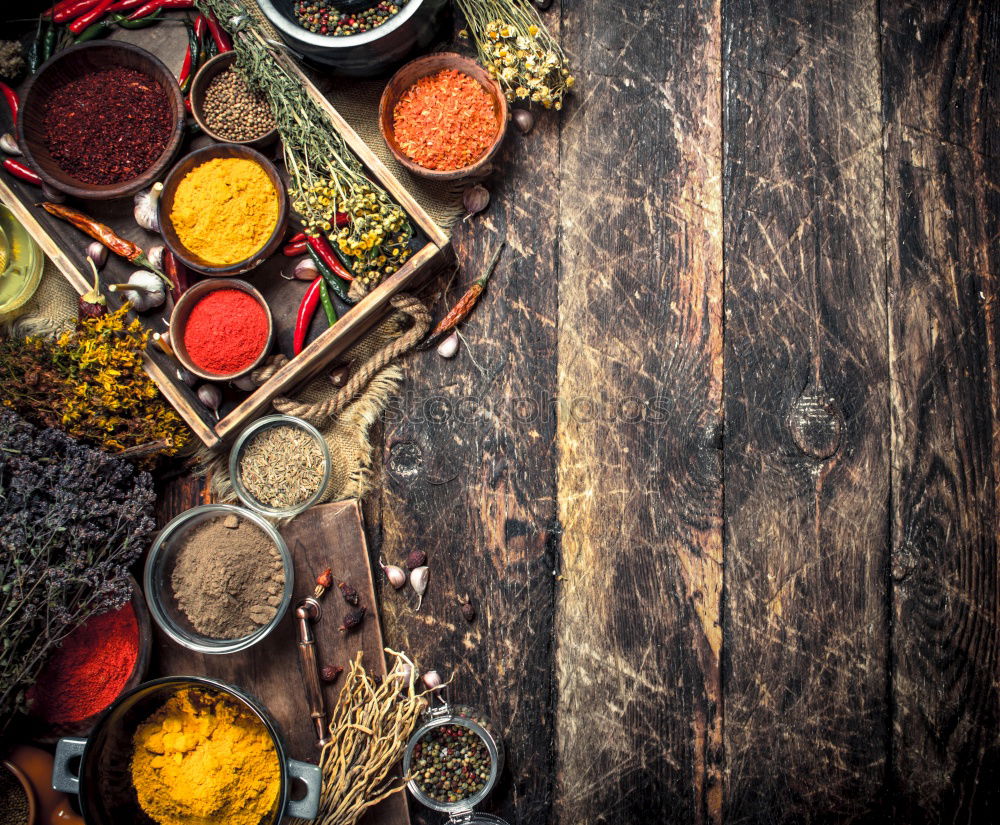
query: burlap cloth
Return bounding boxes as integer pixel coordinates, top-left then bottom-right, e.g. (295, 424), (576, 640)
(5, 5), (463, 505)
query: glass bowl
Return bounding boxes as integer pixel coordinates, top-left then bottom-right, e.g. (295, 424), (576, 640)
(143, 504), (293, 654)
(229, 415), (332, 519)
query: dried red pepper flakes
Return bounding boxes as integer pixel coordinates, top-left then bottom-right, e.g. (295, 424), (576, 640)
(392, 68), (499, 171)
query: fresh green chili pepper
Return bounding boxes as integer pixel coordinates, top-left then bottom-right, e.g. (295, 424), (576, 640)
(27, 18), (42, 74)
(308, 246), (355, 305)
(319, 277), (338, 326)
(114, 9), (162, 28)
(73, 20), (112, 43)
(42, 21), (57, 61)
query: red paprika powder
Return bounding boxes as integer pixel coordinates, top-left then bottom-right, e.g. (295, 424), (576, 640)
(27, 601), (139, 724)
(182, 289), (269, 375)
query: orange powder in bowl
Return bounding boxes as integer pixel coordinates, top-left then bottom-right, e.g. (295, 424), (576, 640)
(392, 68), (500, 171)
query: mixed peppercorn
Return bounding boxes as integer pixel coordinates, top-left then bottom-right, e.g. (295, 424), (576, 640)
(292, 0), (409, 36)
(411, 724), (491, 803)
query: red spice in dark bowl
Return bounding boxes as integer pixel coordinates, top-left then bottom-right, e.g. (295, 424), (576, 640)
(42, 66), (172, 185)
(26, 600), (140, 725)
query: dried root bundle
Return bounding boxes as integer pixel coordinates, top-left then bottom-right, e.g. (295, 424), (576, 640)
(293, 648), (430, 825)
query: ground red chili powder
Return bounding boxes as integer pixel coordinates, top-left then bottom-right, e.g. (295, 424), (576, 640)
(42, 66), (171, 185)
(392, 68), (499, 171)
(27, 601), (139, 724)
(183, 289), (269, 375)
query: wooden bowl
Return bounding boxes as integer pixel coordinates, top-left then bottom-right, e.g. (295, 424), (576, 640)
(190, 52), (279, 149)
(169, 278), (274, 382)
(16, 42), (186, 200)
(4, 745), (84, 825)
(159, 143), (288, 276)
(379, 52), (508, 181)
(1, 760), (38, 825)
(27, 576), (152, 743)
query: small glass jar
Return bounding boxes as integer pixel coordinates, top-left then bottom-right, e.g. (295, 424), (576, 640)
(402, 702), (510, 825)
(230, 414), (332, 519)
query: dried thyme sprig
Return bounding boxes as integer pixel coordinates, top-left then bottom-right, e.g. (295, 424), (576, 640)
(455, 0), (574, 108)
(195, 0), (414, 294)
(291, 649), (430, 825)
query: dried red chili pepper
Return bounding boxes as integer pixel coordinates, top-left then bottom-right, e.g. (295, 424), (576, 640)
(293, 277), (323, 355)
(430, 243), (504, 340)
(41, 202), (170, 285)
(3, 158), (40, 185)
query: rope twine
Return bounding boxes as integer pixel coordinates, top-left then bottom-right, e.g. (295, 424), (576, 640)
(249, 294), (430, 424)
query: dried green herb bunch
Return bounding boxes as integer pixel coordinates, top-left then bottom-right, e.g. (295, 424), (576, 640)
(0, 411), (155, 735)
(455, 0), (574, 108)
(0, 305), (190, 464)
(195, 0), (414, 294)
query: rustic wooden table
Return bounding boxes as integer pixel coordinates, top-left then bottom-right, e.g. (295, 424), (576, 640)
(157, 1), (996, 823)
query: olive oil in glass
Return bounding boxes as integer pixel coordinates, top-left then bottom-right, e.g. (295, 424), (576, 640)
(0, 203), (44, 322)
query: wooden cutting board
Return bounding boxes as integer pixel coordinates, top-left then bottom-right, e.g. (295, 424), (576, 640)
(152, 500), (409, 825)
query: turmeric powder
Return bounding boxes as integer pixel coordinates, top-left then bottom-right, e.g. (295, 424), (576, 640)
(131, 688), (281, 825)
(169, 157), (280, 266)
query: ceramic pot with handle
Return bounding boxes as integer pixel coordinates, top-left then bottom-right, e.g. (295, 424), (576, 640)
(52, 676), (321, 824)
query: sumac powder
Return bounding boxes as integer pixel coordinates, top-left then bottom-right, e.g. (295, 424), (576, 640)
(183, 289), (269, 375)
(42, 66), (172, 185)
(26, 600), (139, 724)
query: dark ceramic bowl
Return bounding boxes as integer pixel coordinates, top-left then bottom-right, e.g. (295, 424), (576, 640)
(256, 0), (449, 75)
(17, 42), (185, 200)
(379, 52), (508, 181)
(189, 52), (279, 149)
(159, 143), (287, 276)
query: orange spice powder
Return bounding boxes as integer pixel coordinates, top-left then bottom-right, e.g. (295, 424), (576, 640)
(393, 68), (500, 171)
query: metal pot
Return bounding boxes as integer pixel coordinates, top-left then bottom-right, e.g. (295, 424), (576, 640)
(256, 0), (449, 76)
(52, 677), (321, 824)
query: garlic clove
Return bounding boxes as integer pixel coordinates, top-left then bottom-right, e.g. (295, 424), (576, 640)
(437, 332), (459, 359)
(230, 375), (257, 392)
(134, 182), (163, 232)
(86, 241), (108, 269)
(146, 244), (165, 272)
(410, 565), (429, 611)
(196, 383), (222, 420)
(0, 133), (20, 155)
(379, 556), (407, 589)
(463, 184), (490, 218)
(421, 670), (442, 690)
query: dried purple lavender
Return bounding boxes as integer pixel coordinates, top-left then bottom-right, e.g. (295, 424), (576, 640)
(0, 411), (155, 735)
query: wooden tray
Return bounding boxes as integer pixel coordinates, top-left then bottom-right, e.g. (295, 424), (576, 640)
(0, 22), (451, 449)
(153, 500), (410, 825)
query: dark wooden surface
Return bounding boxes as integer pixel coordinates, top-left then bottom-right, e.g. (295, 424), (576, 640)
(148, 1), (997, 823)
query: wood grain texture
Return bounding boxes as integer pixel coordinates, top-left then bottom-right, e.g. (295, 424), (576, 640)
(721, 1), (890, 821)
(370, 18), (563, 825)
(881, 2), (1000, 821)
(554, 2), (724, 823)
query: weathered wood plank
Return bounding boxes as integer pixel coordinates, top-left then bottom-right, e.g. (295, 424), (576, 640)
(881, 2), (1000, 821)
(554, 2), (724, 823)
(371, 16), (563, 825)
(721, 1), (890, 821)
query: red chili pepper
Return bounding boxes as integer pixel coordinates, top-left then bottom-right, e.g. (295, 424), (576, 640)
(3, 159), (41, 185)
(205, 13), (232, 52)
(178, 43), (193, 89)
(307, 234), (353, 282)
(283, 240), (308, 257)
(70, 0), (115, 33)
(0, 82), (19, 127)
(193, 12), (207, 37)
(164, 249), (188, 303)
(125, 0), (192, 19)
(49, 0), (100, 22)
(335, 211), (349, 227)
(293, 277), (323, 355)
(287, 231), (306, 243)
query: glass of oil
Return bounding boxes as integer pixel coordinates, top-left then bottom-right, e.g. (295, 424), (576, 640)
(0, 202), (44, 323)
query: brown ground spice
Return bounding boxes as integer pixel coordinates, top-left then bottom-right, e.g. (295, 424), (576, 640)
(171, 515), (284, 639)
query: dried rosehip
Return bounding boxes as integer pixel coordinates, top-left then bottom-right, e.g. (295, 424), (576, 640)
(405, 549), (427, 570)
(337, 580), (359, 606)
(316, 567), (333, 589)
(338, 606), (367, 633)
(320, 665), (343, 683)
(461, 601), (476, 622)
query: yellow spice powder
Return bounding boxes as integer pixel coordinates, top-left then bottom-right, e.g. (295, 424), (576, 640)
(170, 157), (279, 266)
(131, 688), (281, 825)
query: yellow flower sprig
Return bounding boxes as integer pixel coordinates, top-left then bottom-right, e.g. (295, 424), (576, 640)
(455, 0), (574, 108)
